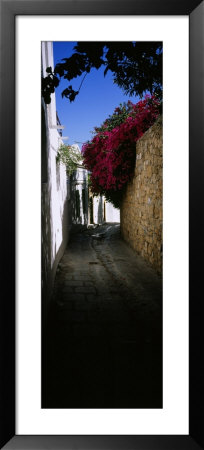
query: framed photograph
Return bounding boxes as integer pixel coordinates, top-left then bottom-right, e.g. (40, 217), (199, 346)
(41, 41), (163, 410)
(0, 0), (203, 449)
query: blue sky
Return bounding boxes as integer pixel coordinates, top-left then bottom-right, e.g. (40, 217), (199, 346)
(53, 42), (140, 150)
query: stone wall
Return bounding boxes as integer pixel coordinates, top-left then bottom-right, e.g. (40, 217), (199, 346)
(120, 116), (162, 273)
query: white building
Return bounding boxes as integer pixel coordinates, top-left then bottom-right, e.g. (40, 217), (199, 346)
(69, 146), (120, 227)
(70, 147), (89, 226)
(41, 41), (70, 311)
(69, 145), (120, 227)
(104, 200), (120, 223)
(89, 193), (120, 225)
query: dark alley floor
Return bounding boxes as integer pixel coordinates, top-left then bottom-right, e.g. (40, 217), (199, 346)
(42, 223), (162, 409)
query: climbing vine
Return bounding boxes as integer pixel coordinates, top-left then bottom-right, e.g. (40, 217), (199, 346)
(56, 144), (82, 175)
(82, 95), (160, 208)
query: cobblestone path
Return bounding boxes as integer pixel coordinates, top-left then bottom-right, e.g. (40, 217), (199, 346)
(42, 223), (162, 408)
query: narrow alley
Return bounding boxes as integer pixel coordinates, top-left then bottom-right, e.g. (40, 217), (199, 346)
(42, 223), (162, 409)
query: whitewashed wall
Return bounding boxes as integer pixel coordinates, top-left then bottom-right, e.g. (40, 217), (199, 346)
(91, 195), (120, 224)
(71, 162), (89, 225)
(105, 201), (120, 223)
(93, 195), (104, 224)
(41, 42), (70, 310)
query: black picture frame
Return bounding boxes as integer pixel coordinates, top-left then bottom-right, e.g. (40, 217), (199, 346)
(0, 0), (204, 449)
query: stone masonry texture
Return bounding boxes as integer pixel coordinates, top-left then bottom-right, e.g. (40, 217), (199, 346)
(121, 116), (163, 273)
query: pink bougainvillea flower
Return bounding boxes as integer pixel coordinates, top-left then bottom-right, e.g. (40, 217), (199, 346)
(82, 95), (160, 207)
